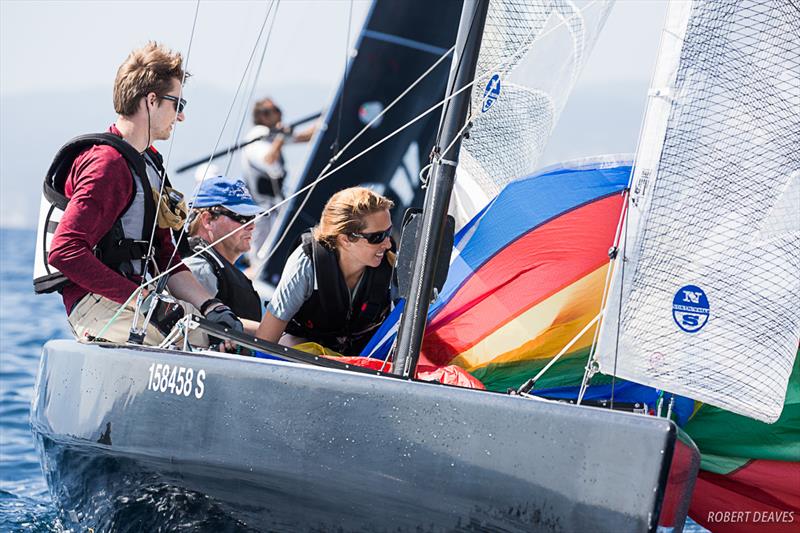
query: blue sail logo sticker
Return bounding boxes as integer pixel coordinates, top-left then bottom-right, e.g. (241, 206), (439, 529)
(481, 74), (501, 113)
(672, 285), (709, 333)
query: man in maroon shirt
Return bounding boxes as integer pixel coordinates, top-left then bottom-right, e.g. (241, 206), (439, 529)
(49, 42), (241, 345)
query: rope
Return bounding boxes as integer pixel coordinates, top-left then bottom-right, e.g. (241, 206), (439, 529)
(257, 0), (603, 266)
(102, 0), (602, 344)
(253, 45), (458, 264)
(333, 0), (354, 154)
(142, 0), (201, 279)
(576, 0), (671, 405)
(224, 0), (282, 176)
(167, 0), (279, 269)
(100, 0), (279, 340)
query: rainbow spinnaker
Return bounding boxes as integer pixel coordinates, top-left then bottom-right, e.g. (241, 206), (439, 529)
(364, 156), (799, 530)
(364, 156), (630, 392)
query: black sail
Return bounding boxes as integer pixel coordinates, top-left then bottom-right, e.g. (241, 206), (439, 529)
(259, 0), (463, 286)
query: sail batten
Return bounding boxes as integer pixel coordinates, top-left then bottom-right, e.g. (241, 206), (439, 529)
(596, 0), (800, 423)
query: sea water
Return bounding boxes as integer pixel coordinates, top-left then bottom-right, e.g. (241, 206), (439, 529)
(0, 227), (710, 531)
(1, 228), (67, 531)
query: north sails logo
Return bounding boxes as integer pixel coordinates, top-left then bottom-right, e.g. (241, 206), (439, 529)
(672, 285), (709, 333)
(482, 74), (501, 113)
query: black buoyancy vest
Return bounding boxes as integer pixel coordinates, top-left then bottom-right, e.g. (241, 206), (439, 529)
(34, 133), (162, 294)
(190, 238), (263, 321)
(285, 233), (392, 356)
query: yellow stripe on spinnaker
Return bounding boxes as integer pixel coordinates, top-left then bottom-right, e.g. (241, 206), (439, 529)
(451, 264), (609, 371)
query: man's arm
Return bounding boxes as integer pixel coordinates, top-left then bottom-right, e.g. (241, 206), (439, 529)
(165, 270), (214, 309)
(167, 270), (244, 335)
(291, 122), (318, 143)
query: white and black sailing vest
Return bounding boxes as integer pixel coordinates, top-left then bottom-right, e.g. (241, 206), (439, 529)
(241, 125), (287, 204)
(33, 133), (163, 294)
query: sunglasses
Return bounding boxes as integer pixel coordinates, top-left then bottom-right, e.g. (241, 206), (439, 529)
(160, 94), (187, 113)
(351, 227), (392, 245)
(211, 207), (255, 225)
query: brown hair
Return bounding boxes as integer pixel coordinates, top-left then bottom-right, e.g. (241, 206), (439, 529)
(113, 41), (189, 116)
(312, 187), (394, 249)
(252, 97), (281, 126)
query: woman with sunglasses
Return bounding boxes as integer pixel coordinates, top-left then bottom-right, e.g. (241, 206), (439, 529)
(256, 187), (395, 356)
(184, 176), (264, 334)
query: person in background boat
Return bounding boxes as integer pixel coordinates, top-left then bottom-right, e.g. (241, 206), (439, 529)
(48, 41), (242, 345)
(256, 187), (395, 356)
(184, 176), (264, 334)
(241, 98), (317, 264)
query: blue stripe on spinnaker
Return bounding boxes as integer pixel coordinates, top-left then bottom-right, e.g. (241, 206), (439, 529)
(361, 158), (632, 360)
(436, 162), (631, 309)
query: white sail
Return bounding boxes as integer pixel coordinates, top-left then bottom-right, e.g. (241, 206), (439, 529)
(595, 0), (800, 423)
(451, 0), (614, 228)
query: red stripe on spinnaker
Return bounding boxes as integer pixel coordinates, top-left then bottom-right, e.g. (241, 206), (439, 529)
(328, 356), (485, 389)
(689, 460), (800, 532)
(422, 194), (624, 366)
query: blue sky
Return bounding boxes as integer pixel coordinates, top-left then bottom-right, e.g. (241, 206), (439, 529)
(0, 0), (667, 227)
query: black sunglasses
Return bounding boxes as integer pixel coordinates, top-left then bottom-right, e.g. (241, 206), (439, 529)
(211, 207), (255, 225)
(160, 94), (187, 113)
(351, 227), (392, 245)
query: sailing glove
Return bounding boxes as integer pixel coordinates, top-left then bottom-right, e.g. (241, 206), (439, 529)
(203, 302), (244, 333)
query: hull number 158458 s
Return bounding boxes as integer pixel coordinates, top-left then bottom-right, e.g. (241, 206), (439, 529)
(146, 363), (206, 399)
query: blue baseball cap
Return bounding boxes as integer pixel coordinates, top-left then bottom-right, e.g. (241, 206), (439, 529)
(190, 176), (263, 216)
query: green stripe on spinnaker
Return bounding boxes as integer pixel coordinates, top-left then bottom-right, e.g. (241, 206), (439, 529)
(469, 347), (606, 392)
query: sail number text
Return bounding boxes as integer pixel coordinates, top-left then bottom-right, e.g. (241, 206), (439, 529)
(146, 363), (205, 399)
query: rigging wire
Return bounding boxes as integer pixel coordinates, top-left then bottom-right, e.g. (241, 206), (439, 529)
(104, 75), (491, 331)
(127, 0), (201, 335)
(577, 188), (629, 403)
(333, 0), (354, 155)
(102, 0), (602, 342)
(99, 0), (279, 340)
(111, 0), (600, 326)
(224, 0), (282, 176)
(158, 0), (278, 277)
(256, 0), (356, 267)
(141, 0), (201, 276)
(260, 0), (603, 266)
(253, 43), (456, 265)
(608, 190), (632, 410)
(576, 0), (674, 406)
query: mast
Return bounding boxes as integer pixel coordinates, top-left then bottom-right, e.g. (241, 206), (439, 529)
(392, 0), (489, 377)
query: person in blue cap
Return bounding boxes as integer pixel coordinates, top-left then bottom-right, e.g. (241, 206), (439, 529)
(185, 176), (264, 333)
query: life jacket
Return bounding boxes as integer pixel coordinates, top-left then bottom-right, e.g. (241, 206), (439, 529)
(33, 133), (165, 294)
(189, 237), (263, 321)
(285, 232), (393, 356)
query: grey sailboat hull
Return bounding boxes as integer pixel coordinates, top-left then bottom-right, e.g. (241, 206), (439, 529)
(31, 340), (699, 531)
